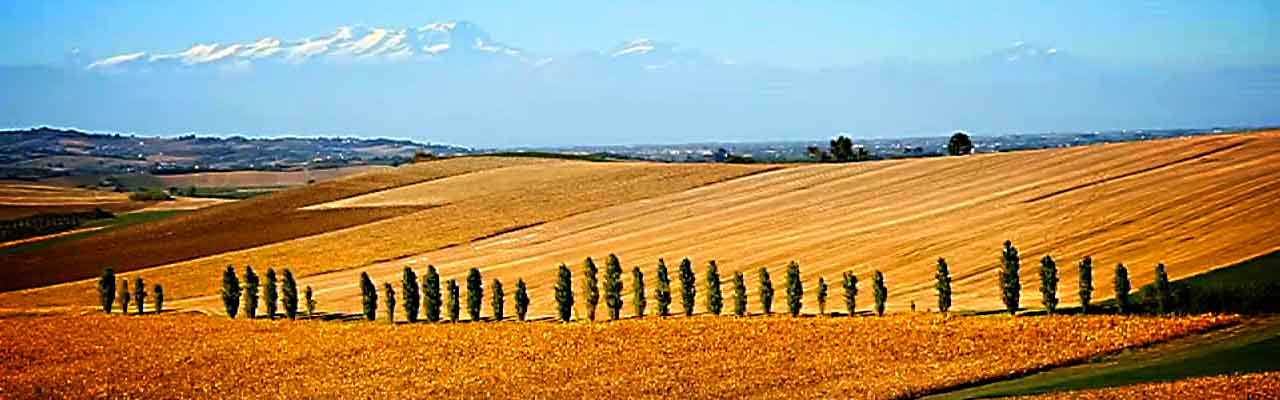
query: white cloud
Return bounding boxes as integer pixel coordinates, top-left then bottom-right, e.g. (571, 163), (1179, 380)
(240, 37), (282, 59)
(86, 52), (146, 69)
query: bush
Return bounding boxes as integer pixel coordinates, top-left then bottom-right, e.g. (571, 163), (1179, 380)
(655, 259), (672, 317)
(384, 283), (396, 323)
(1078, 256), (1094, 314)
(935, 258), (951, 313)
(446, 279), (461, 322)
(119, 280), (131, 315)
(1040, 255), (1059, 314)
(423, 265), (442, 322)
(128, 189), (172, 201)
(402, 267), (420, 323)
(999, 241), (1022, 315)
(1153, 263), (1172, 314)
(491, 279), (505, 321)
(282, 269), (299, 319)
(1114, 263), (1131, 314)
(678, 258), (697, 316)
(244, 267), (260, 319)
(466, 268), (483, 321)
(759, 267), (775, 315)
(555, 264), (574, 322)
(305, 286), (316, 318)
(264, 269), (278, 319)
(604, 254), (624, 320)
(133, 277), (146, 315)
(705, 260), (723, 315)
(154, 284), (164, 313)
(842, 271), (858, 316)
(515, 279), (530, 321)
(785, 261), (803, 317)
(222, 266), (240, 318)
(632, 267), (646, 318)
(360, 271), (377, 321)
(872, 270), (888, 316)
(99, 267), (116, 314)
(816, 277), (828, 316)
(581, 257), (600, 321)
(733, 271), (747, 317)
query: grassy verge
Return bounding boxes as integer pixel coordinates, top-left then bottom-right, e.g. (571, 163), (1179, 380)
(0, 210), (184, 255)
(182, 186), (283, 199)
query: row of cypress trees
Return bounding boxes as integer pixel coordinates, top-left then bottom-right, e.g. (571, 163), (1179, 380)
(356, 267), (531, 323)
(97, 267), (164, 315)
(989, 241), (1172, 315)
(219, 266), (314, 319)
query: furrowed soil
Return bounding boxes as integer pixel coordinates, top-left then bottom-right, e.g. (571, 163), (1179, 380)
(0, 313), (1235, 399)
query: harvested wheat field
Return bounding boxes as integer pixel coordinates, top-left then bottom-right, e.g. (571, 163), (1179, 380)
(0, 182), (143, 219)
(154, 165), (389, 188)
(1018, 371), (1280, 399)
(0, 313), (1236, 399)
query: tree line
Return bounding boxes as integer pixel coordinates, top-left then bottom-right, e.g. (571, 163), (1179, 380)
(96, 268), (165, 315)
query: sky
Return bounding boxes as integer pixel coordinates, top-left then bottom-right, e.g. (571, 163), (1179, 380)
(1, 0), (1276, 70)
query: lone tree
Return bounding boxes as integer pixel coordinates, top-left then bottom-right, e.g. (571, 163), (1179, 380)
(705, 260), (723, 315)
(360, 271), (377, 321)
(99, 267), (116, 314)
(1153, 263), (1172, 314)
(655, 259), (672, 317)
(604, 254), (624, 320)
(154, 284), (164, 313)
(1114, 263), (1132, 314)
(491, 278), (505, 321)
(282, 269), (299, 319)
(244, 267), (260, 319)
(948, 132), (974, 156)
(872, 271), (888, 316)
(402, 267), (420, 323)
(133, 277), (146, 315)
(733, 271), (747, 317)
(785, 261), (803, 317)
(936, 258), (952, 313)
(1078, 257), (1094, 314)
(555, 264), (574, 322)
(581, 257), (601, 321)
(446, 279), (461, 322)
(466, 268), (484, 321)
(678, 258), (697, 316)
(842, 271), (858, 317)
(1040, 255), (1059, 314)
(221, 266), (240, 318)
(119, 280), (130, 315)
(304, 286), (316, 318)
(423, 265), (442, 322)
(816, 277), (829, 316)
(264, 269), (278, 319)
(515, 279), (530, 321)
(999, 241), (1022, 315)
(759, 267), (775, 315)
(632, 267), (647, 318)
(384, 283), (396, 323)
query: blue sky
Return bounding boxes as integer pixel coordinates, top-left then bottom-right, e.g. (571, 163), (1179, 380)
(2, 0), (1276, 69)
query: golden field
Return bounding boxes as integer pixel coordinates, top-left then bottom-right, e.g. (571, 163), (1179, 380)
(0, 313), (1236, 399)
(1019, 371), (1280, 399)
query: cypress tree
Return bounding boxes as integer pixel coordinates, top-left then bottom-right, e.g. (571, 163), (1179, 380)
(678, 258), (696, 316)
(733, 271), (747, 317)
(999, 240), (1022, 315)
(491, 278), (505, 321)
(304, 286), (316, 318)
(1154, 263), (1172, 314)
(282, 269), (299, 320)
(264, 269), (278, 319)
(842, 271), (858, 317)
(872, 270), (888, 316)
(384, 283), (396, 323)
(1114, 263), (1131, 314)
(244, 267), (260, 319)
(466, 268), (483, 321)
(99, 267), (116, 314)
(705, 260), (723, 315)
(402, 267), (420, 323)
(935, 258), (952, 313)
(423, 265), (442, 322)
(604, 254), (624, 320)
(222, 266), (240, 318)
(446, 279), (461, 323)
(816, 277), (828, 316)
(154, 284), (164, 313)
(785, 261), (803, 317)
(1040, 255), (1059, 314)
(655, 259), (672, 317)
(1078, 256), (1094, 314)
(581, 258), (600, 321)
(133, 277), (146, 315)
(759, 267), (775, 315)
(119, 279), (130, 315)
(360, 271), (377, 321)
(555, 264), (574, 322)
(632, 267), (646, 318)
(515, 279), (530, 321)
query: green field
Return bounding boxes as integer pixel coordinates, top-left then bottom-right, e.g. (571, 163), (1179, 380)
(1, 210), (185, 255)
